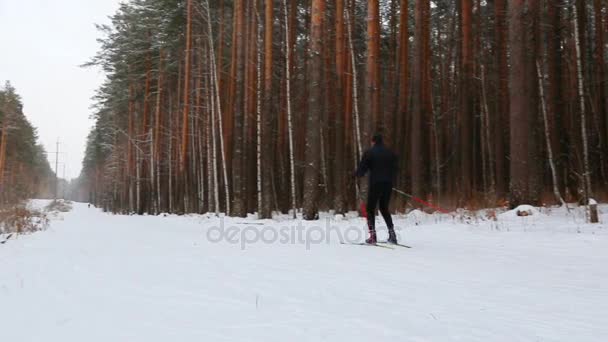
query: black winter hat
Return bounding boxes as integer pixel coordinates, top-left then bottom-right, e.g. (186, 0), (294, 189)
(372, 133), (383, 144)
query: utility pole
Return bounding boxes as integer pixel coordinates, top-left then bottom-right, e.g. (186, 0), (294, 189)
(62, 163), (66, 199)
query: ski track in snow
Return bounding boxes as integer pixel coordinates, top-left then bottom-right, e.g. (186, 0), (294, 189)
(1, 201), (608, 341)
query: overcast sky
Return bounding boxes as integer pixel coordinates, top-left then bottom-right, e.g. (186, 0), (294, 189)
(0, 0), (121, 180)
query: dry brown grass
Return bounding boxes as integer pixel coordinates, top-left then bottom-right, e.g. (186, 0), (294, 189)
(0, 205), (49, 235)
(45, 199), (73, 213)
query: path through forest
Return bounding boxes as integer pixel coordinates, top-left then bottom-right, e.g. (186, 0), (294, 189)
(1, 201), (608, 341)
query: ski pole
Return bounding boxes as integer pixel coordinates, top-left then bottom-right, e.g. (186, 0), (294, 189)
(392, 188), (450, 214)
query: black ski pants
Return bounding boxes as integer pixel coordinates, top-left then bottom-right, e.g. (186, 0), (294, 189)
(366, 181), (394, 231)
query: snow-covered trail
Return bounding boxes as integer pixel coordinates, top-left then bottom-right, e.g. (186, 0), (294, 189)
(2, 202), (608, 341)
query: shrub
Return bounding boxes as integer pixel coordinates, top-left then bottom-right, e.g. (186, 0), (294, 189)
(0, 205), (49, 234)
(45, 199), (73, 213)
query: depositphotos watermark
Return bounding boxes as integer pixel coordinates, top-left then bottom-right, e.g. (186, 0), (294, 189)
(206, 218), (401, 250)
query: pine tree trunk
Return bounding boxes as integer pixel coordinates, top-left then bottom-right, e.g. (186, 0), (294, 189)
(508, 0), (540, 207)
(494, 0), (508, 198)
(594, 0), (608, 184)
(256, 0), (264, 217)
(333, 0), (346, 214)
(303, 0), (325, 220)
(261, 0), (274, 219)
(480, 65), (495, 196)
(217, 1), (225, 114)
(366, 0), (381, 133)
(204, 0), (231, 215)
(460, 0), (473, 203)
(127, 82), (135, 212)
(422, 0), (432, 197)
(140, 45), (152, 214)
(410, 0), (430, 203)
(180, 0), (193, 213)
(232, 0), (246, 217)
(397, 0), (409, 189)
(546, 0), (563, 195)
(153, 48), (164, 212)
(195, 42), (205, 213)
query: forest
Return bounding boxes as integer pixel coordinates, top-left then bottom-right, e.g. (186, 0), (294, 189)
(78, 0), (608, 219)
(0, 82), (54, 207)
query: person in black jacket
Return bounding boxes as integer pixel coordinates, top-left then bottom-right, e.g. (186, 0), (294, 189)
(355, 133), (398, 244)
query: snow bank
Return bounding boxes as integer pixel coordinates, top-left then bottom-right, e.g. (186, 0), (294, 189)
(499, 204), (541, 219)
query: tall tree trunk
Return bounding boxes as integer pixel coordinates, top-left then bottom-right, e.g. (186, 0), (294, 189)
(421, 0), (432, 196)
(410, 0), (430, 202)
(127, 81), (135, 212)
(604, 1), (608, 169)
(494, 0), (508, 198)
(232, 0), (246, 217)
(480, 65), (495, 196)
(261, 0), (275, 218)
(572, 3), (593, 205)
(546, 0), (563, 195)
(397, 0), (409, 189)
(180, 0), (193, 212)
(217, 1), (225, 110)
(386, 0), (398, 146)
(366, 0), (381, 133)
(460, 0), (473, 203)
(153, 48), (164, 212)
(346, 0), (364, 207)
(303, 0), (325, 220)
(256, 0), (264, 217)
(594, 0), (608, 185)
(205, 0), (231, 215)
(333, 0), (346, 214)
(283, 0), (297, 218)
(140, 42), (152, 214)
(508, 0), (539, 206)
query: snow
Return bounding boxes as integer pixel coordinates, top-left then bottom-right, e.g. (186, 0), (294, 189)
(501, 204), (541, 218)
(1, 200), (608, 341)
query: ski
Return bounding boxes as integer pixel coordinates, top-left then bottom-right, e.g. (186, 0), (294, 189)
(340, 241), (394, 249)
(377, 241), (412, 249)
(0, 233), (13, 245)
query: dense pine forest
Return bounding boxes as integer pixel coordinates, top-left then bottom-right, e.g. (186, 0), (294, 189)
(78, 0), (608, 218)
(0, 82), (54, 206)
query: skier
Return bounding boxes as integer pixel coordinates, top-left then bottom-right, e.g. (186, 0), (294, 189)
(355, 133), (398, 244)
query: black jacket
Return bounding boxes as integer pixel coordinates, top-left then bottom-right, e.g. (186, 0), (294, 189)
(355, 143), (398, 184)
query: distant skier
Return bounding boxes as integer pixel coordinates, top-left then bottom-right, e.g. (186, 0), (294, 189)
(355, 133), (398, 244)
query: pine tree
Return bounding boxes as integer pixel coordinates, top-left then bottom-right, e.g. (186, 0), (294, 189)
(303, 0), (325, 220)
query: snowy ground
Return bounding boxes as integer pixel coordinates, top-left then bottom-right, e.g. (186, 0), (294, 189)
(1, 200), (608, 341)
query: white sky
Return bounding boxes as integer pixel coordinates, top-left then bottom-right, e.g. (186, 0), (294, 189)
(0, 0), (121, 180)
